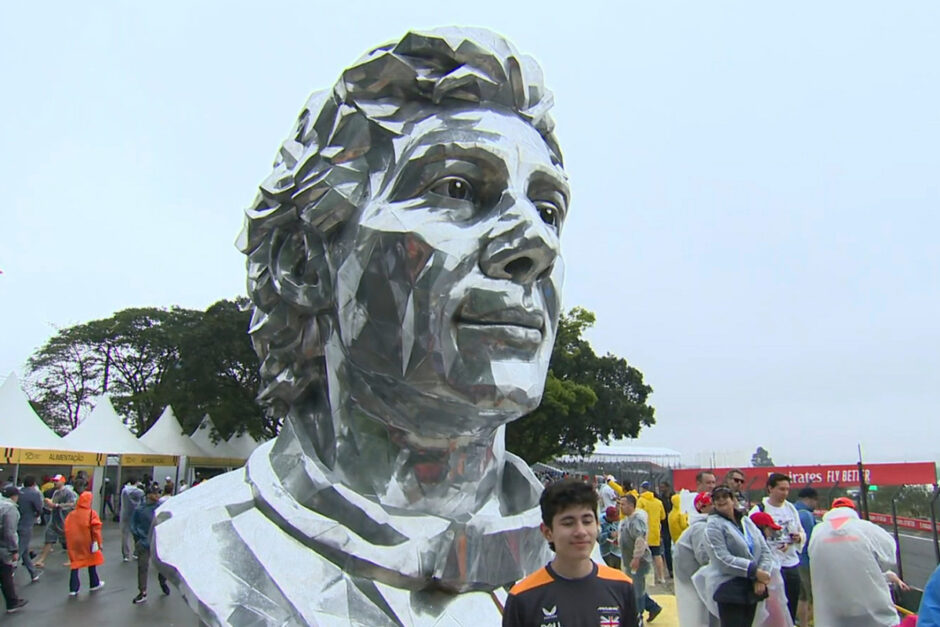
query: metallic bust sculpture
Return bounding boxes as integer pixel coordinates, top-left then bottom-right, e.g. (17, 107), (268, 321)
(154, 26), (569, 626)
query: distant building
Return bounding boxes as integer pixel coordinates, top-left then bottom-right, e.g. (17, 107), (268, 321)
(558, 443), (683, 468)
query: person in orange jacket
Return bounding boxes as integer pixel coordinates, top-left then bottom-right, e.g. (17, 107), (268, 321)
(63, 491), (105, 596)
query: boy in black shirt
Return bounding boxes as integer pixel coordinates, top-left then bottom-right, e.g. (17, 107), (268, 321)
(503, 478), (638, 627)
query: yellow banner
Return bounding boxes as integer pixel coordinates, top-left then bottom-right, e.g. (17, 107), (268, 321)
(120, 454), (179, 467)
(188, 456), (246, 467)
(12, 448), (106, 466)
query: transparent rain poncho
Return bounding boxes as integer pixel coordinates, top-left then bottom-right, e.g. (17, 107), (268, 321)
(808, 507), (900, 627)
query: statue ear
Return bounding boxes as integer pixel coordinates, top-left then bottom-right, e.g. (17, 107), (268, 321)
(269, 227), (333, 313)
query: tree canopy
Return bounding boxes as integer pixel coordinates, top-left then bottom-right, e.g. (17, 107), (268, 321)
(27, 303), (654, 461)
(505, 307), (656, 463)
(751, 446), (775, 467)
(27, 300), (271, 439)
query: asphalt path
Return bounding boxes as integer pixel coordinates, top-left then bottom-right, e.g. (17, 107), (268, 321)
(4, 519), (199, 626)
(5, 515), (934, 625)
(898, 530), (940, 590)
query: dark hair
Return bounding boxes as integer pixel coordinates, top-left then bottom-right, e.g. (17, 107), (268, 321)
(766, 473), (791, 489)
(22, 476), (36, 488)
(621, 493), (637, 507)
(711, 486), (735, 500)
(798, 487), (818, 499)
(725, 468), (744, 480)
(695, 470), (715, 483)
(540, 478), (598, 529)
(621, 479), (633, 491)
(125, 476), (137, 485)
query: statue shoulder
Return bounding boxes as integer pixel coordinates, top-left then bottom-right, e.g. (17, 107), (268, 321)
(154, 468), (252, 539)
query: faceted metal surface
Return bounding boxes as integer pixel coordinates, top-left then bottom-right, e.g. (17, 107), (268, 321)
(154, 26), (567, 626)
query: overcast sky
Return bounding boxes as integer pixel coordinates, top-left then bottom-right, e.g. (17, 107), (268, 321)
(2, 2), (937, 467)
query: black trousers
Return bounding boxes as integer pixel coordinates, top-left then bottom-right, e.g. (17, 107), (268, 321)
(781, 565), (801, 620)
(717, 601), (757, 627)
(0, 563), (19, 609)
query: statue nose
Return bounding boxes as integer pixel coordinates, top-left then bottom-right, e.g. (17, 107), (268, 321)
(479, 195), (558, 284)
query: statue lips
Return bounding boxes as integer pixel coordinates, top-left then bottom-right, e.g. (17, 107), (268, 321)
(454, 295), (545, 352)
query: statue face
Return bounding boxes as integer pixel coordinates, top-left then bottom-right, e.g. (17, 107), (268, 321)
(328, 105), (567, 439)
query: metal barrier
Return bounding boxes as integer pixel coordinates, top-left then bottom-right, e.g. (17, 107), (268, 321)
(892, 493), (904, 581)
(932, 483), (940, 563)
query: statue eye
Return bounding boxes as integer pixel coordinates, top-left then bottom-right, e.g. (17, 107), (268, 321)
(429, 176), (475, 202)
(534, 200), (561, 228)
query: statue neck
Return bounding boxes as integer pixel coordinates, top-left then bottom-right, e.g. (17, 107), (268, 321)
(282, 384), (506, 520)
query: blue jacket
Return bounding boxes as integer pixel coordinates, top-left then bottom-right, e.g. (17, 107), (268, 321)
(920, 564), (940, 627)
(130, 500), (159, 550)
(794, 500), (816, 567)
(599, 514), (622, 558)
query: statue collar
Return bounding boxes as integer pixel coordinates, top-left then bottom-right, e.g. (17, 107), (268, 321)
(246, 432), (551, 593)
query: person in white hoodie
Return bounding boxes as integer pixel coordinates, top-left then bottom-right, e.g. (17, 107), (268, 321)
(808, 497), (908, 627)
(748, 473), (805, 622)
(674, 492), (719, 626)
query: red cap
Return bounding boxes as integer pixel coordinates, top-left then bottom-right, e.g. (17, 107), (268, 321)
(693, 492), (712, 511)
(831, 497), (857, 510)
(750, 512), (782, 530)
(605, 506), (620, 521)
(52, 474), (66, 482)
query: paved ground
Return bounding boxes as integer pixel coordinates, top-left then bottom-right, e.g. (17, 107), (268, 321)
(1, 519), (685, 627)
(898, 531), (940, 590)
(4, 520), (199, 626)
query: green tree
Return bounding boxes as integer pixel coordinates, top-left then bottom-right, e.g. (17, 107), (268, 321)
(164, 299), (271, 439)
(26, 325), (101, 433)
(751, 446), (775, 467)
(27, 302), (265, 437)
(506, 307), (655, 463)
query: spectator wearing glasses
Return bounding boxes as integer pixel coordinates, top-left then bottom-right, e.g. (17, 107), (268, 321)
(724, 469), (749, 514)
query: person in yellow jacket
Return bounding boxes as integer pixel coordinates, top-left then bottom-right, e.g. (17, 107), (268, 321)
(606, 476), (625, 497)
(637, 482), (668, 583)
(668, 493), (689, 542)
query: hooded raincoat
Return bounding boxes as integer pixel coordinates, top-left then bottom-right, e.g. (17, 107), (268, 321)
(674, 516), (714, 626)
(808, 507), (899, 627)
(668, 493), (689, 541)
(64, 492), (104, 569)
(637, 491), (666, 547)
(692, 511), (775, 618)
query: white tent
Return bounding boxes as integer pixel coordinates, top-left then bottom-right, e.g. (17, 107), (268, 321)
(226, 430), (263, 459)
(190, 414), (240, 459)
(139, 406), (210, 458)
(0, 373), (71, 450)
(62, 396), (157, 455)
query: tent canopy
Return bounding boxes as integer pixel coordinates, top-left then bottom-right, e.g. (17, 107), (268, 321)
(226, 430), (263, 459)
(139, 406), (210, 458)
(190, 415), (240, 459)
(62, 396), (157, 455)
(0, 373), (72, 450)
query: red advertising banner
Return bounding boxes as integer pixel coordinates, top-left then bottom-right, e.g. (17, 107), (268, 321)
(814, 510), (940, 534)
(867, 511), (940, 533)
(673, 462), (937, 491)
